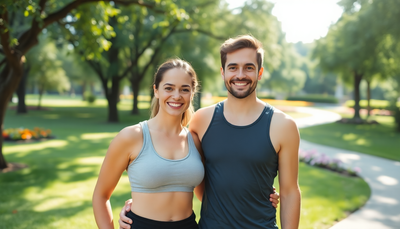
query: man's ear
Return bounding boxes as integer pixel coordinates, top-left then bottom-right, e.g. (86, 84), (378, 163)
(258, 67), (264, 80)
(153, 84), (159, 99)
(220, 67), (224, 80)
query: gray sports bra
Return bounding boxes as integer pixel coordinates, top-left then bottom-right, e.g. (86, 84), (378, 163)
(127, 121), (204, 193)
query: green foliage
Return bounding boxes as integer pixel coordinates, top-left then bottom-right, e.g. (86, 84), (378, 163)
(286, 95), (338, 104)
(345, 99), (400, 110)
(266, 40), (307, 95)
(258, 95), (276, 100)
(84, 91), (96, 104)
(394, 106), (400, 132)
(26, 35), (71, 94)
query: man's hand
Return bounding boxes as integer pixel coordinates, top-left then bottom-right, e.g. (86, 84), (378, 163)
(270, 187), (280, 208)
(118, 199), (132, 229)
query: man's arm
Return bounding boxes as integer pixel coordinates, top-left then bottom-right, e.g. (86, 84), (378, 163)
(275, 114), (301, 228)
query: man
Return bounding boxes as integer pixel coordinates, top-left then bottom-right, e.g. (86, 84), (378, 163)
(120, 35), (300, 228)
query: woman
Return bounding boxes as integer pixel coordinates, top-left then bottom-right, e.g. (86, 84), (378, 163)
(93, 58), (204, 229)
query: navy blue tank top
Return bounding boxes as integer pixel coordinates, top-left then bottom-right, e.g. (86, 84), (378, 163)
(199, 101), (278, 229)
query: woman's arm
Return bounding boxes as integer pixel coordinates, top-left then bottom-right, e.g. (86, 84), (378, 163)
(93, 126), (141, 229)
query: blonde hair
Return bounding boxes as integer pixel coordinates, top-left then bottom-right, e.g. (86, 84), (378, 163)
(150, 58), (198, 126)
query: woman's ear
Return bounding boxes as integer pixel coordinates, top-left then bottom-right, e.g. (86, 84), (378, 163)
(153, 84), (159, 99)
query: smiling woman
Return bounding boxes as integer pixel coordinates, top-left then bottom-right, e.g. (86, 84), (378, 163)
(92, 58), (204, 229)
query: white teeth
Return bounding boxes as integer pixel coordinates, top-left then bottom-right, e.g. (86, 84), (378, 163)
(234, 82), (247, 86)
(168, 103), (182, 107)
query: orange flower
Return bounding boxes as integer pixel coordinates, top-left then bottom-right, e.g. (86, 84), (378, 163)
(21, 133), (32, 140)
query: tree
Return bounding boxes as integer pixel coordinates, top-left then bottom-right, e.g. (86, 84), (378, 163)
(313, 10), (380, 121)
(267, 36), (306, 96)
(0, 0), (183, 169)
(26, 36), (70, 109)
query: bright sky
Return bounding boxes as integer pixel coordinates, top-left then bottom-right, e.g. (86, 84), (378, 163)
(226, 0), (343, 43)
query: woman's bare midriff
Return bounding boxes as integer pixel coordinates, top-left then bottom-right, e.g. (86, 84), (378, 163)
(130, 191), (194, 221)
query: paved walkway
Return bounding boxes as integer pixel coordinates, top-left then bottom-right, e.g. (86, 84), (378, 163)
(292, 106), (400, 229)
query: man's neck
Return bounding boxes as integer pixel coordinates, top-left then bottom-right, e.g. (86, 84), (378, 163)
(223, 92), (265, 126)
(224, 92), (260, 114)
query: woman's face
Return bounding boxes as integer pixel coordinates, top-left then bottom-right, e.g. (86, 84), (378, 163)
(154, 68), (193, 117)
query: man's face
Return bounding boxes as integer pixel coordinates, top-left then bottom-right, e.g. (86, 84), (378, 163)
(221, 48), (263, 99)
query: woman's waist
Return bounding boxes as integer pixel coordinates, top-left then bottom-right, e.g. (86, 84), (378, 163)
(130, 191), (194, 221)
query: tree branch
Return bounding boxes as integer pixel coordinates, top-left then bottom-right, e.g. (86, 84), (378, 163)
(140, 21), (180, 77)
(0, 7), (19, 69)
(174, 28), (225, 40)
(44, 0), (162, 28)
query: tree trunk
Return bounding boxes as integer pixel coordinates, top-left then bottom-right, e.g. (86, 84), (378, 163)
(106, 77), (120, 123)
(194, 90), (202, 111)
(82, 80), (87, 101)
(37, 85), (44, 110)
(131, 79), (140, 115)
(0, 62), (24, 169)
(352, 71), (363, 121)
(16, 64), (30, 114)
(366, 80), (371, 117)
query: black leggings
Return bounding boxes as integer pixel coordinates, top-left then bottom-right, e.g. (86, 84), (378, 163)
(126, 211), (198, 229)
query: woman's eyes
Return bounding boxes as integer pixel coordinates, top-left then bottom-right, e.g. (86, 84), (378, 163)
(164, 87), (190, 92)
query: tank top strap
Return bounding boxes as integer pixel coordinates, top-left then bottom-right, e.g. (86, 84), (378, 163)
(139, 121), (150, 147)
(263, 103), (274, 131)
(214, 101), (225, 120)
(185, 128), (196, 152)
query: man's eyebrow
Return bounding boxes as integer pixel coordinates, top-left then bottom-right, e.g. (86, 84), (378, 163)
(227, 63), (256, 67)
(245, 63), (256, 67)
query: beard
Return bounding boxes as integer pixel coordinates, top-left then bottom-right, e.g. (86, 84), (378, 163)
(224, 77), (258, 99)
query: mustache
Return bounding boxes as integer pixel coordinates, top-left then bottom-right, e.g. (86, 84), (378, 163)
(230, 78), (252, 83)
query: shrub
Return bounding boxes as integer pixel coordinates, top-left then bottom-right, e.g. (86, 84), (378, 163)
(392, 103), (400, 132)
(259, 95), (276, 100)
(84, 91), (96, 104)
(286, 94), (338, 104)
(345, 99), (400, 110)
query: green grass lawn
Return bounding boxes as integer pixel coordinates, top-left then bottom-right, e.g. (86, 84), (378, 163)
(1, 96), (369, 229)
(300, 114), (400, 161)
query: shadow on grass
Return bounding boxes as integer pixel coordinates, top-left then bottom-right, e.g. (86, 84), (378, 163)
(1, 105), (150, 228)
(282, 163), (370, 228)
(300, 117), (400, 161)
(0, 191), (132, 229)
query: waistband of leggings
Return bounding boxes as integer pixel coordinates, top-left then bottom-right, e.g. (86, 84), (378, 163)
(126, 210), (196, 227)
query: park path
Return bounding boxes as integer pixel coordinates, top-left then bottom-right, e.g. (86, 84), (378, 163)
(290, 106), (400, 229)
